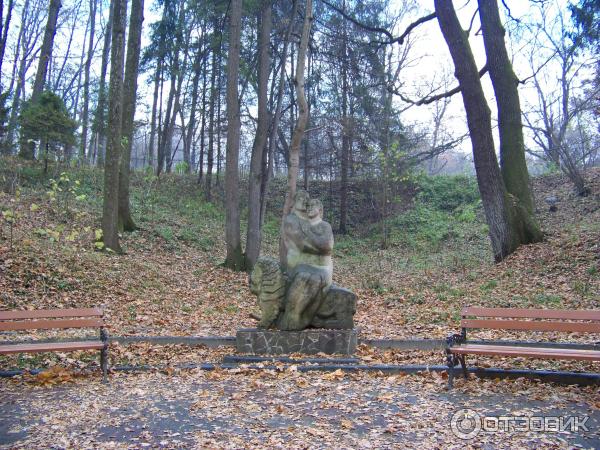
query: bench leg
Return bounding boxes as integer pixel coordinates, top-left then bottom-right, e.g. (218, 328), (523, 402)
(459, 355), (468, 379)
(446, 350), (456, 389)
(100, 347), (108, 383)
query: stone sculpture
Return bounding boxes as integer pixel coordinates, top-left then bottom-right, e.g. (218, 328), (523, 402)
(249, 191), (356, 331)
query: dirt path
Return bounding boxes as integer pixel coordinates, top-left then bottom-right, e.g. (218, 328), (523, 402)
(1, 370), (599, 449)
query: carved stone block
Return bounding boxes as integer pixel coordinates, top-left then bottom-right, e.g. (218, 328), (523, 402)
(236, 328), (358, 355)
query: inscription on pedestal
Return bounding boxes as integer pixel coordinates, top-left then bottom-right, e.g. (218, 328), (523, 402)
(236, 328), (358, 355)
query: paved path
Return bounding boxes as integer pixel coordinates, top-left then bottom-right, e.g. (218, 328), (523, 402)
(1, 370), (599, 449)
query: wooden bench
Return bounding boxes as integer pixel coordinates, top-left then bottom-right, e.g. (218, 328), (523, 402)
(446, 306), (600, 388)
(0, 308), (109, 382)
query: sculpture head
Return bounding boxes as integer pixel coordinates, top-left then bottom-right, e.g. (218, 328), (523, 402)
(307, 198), (323, 221)
(293, 190), (310, 215)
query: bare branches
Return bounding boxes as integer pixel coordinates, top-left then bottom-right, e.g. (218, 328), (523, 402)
(392, 65), (488, 106)
(319, 0), (436, 46)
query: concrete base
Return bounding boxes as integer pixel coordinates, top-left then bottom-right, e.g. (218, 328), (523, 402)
(236, 328), (358, 355)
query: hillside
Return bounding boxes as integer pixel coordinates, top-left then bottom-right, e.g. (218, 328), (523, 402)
(0, 158), (598, 371)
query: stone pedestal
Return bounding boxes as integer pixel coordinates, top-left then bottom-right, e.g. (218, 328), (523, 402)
(236, 328), (358, 355)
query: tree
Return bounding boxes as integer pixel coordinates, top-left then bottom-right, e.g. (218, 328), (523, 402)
(435, 0), (542, 262)
(91, 0), (113, 165)
(524, 3), (597, 195)
(245, 0), (272, 269)
(19, 91), (76, 173)
(479, 0), (537, 214)
(282, 0), (313, 216)
(101, 0), (126, 253)
(0, 0), (15, 89)
(19, 0), (62, 160)
(118, 0), (144, 232)
(80, 0), (97, 161)
(280, 0), (313, 266)
(223, 0), (244, 271)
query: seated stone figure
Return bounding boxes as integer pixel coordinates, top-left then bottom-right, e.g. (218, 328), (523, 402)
(280, 196), (333, 330)
(249, 191), (356, 331)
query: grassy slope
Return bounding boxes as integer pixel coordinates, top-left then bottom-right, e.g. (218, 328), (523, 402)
(0, 159), (599, 371)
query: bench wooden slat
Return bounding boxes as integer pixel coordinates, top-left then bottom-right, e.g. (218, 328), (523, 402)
(0, 318), (105, 332)
(462, 307), (600, 321)
(454, 344), (600, 355)
(461, 319), (600, 333)
(0, 341), (105, 354)
(450, 344), (600, 361)
(0, 308), (103, 321)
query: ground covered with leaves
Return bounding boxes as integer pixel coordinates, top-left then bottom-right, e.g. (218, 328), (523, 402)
(1, 369), (600, 449)
(0, 160), (599, 447)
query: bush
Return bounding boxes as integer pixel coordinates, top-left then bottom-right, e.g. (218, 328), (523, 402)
(414, 173), (480, 212)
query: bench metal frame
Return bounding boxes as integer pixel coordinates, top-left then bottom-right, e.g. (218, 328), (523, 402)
(0, 308), (109, 382)
(446, 306), (600, 389)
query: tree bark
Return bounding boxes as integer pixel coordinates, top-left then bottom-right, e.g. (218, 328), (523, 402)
(101, 0), (126, 253)
(260, 0), (298, 225)
(197, 44), (208, 181)
(0, 0), (15, 88)
(282, 0), (313, 216)
(339, 0), (349, 234)
(478, 0), (543, 241)
(280, 0), (313, 266)
(92, 0), (113, 165)
(245, 0), (272, 269)
(478, 0), (534, 213)
(148, 60), (161, 168)
(183, 46), (203, 174)
(205, 17), (219, 201)
(31, 0), (61, 102)
(118, 0), (144, 232)
(434, 0), (535, 262)
(80, 0), (97, 161)
(224, 0), (244, 271)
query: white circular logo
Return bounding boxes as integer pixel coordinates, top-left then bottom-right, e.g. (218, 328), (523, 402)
(451, 409), (482, 439)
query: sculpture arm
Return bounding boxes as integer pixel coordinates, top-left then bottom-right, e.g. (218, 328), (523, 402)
(301, 223), (333, 255)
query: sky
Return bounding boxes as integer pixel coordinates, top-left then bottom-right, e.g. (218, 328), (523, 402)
(3, 0), (590, 169)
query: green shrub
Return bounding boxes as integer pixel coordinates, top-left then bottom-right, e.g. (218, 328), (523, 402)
(414, 173), (480, 212)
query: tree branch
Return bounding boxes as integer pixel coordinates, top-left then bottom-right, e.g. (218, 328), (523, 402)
(392, 64), (488, 105)
(320, 0), (436, 45)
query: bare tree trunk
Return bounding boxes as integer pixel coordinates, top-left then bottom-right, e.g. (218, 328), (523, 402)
(216, 50), (223, 186)
(31, 0), (61, 102)
(101, 0), (126, 253)
(260, 0), (298, 226)
(479, 0), (534, 213)
(339, 0), (349, 234)
(224, 0), (244, 271)
(118, 0), (144, 232)
(205, 18), (219, 201)
(0, 0), (15, 88)
(435, 0), (536, 262)
(93, 0), (113, 165)
(478, 0), (543, 242)
(80, 0), (97, 161)
(182, 40), (203, 174)
(245, 0), (272, 269)
(282, 0), (313, 216)
(198, 46), (208, 181)
(280, 0), (313, 266)
(157, 60), (176, 175)
(148, 60), (161, 168)
(19, 0), (61, 159)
